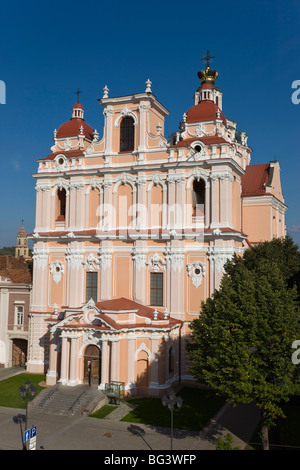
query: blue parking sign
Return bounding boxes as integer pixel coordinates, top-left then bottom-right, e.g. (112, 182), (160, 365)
(24, 430), (30, 443)
(30, 426), (37, 438)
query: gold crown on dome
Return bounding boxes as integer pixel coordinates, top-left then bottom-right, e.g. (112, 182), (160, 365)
(198, 66), (219, 85)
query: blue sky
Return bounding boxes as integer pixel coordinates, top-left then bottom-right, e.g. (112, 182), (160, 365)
(0, 0), (299, 247)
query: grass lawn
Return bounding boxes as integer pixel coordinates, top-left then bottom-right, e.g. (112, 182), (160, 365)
(0, 373), (46, 409)
(89, 405), (118, 419)
(120, 387), (225, 431)
(249, 396), (300, 450)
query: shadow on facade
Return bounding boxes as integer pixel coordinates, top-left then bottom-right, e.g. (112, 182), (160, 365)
(130, 334), (216, 440)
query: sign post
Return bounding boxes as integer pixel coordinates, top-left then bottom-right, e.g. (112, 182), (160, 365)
(24, 426), (37, 450)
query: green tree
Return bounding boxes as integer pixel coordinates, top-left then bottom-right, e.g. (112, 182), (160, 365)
(187, 241), (300, 450)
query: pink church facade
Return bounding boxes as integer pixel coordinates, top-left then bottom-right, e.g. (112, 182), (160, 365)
(27, 62), (287, 395)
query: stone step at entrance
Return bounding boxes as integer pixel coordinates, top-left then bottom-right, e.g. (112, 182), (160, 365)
(31, 384), (107, 416)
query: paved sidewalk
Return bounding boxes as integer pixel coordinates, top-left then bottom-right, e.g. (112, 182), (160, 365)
(99, 398), (260, 449)
(0, 368), (261, 450)
(0, 367), (25, 382)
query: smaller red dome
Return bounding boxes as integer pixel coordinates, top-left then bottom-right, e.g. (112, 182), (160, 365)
(186, 100), (227, 126)
(73, 102), (84, 109)
(56, 119), (94, 140)
(200, 83), (212, 90)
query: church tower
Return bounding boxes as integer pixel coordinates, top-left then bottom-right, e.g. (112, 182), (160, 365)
(15, 223), (29, 259)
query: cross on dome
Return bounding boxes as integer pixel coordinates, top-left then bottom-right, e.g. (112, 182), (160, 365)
(75, 88), (83, 103)
(201, 50), (214, 69)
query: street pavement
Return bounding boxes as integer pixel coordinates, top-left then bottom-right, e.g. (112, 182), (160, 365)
(0, 368), (261, 451)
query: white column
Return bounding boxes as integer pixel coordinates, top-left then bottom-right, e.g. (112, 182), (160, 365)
(127, 335), (136, 392)
(138, 102), (148, 159)
(210, 176), (219, 228)
(132, 241), (147, 305)
(136, 175), (147, 229)
(175, 177), (185, 232)
(149, 333), (160, 389)
(99, 242), (112, 300)
(100, 339), (109, 387)
(110, 339), (120, 382)
(104, 107), (113, 158)
(42, 187), (51, 231)
(59, 334), (69, 385)
(76, 184), (85, 230)
(34, 188), (43, 232)
(167, 176), (176, 229)
(69, 334), (79, 386)
(68, 185), (76, 230)
(46, 331), (58, 385)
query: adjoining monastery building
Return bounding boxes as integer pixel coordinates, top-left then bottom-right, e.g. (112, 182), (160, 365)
(27, 59), (287, 395)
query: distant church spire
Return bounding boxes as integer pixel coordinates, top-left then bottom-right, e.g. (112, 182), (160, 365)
(15, 222), (29, 259)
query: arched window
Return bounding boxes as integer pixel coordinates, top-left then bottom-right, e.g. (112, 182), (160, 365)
(57, 188), (66, 220)
(192, 179), (205, 217)
(120, 116), (134, 152)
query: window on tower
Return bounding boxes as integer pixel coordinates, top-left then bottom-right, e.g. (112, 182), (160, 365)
(56, 188), (66, 221)
(120, 116), (134, 152)
(192, 179), (205, 218)
(86, 272), (98, 303)
(150, 272), (163, 306)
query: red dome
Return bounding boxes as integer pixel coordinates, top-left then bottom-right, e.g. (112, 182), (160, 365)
(186, 100), (227, 126)
(56, 118), (94, 140)
(72, 102), (84, 109)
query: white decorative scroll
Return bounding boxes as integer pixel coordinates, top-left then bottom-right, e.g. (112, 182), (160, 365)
(49, 261), (64, 284)
(187, 261), (206, 288)
(146, 253), (167, 272)
(83, 253), (100, 272)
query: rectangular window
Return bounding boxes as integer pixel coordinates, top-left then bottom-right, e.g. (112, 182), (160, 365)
(150, 272), (163, 306)
(86, 272), (98, 302)
(16, 306), (24, 326)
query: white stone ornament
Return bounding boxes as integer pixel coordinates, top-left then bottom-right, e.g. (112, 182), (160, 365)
(145, 79), (152, 93)
(187, 261), (206, 288)
(49, 261), (64, 284)
(146, 253), (167, 272)
(83, 253), (100, 272)
(103, 85), (109, 98)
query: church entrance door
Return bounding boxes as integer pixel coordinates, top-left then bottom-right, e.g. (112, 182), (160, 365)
(83, 345), (101, 386)
(12, 339), (27, 367)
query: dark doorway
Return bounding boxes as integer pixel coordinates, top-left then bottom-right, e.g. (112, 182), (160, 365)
(83, 345), (101, 386)
(12, 339), (27, 367)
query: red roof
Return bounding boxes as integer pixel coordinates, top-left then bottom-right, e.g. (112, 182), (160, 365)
(56, 118), (94, 140)
(171, 135), (226, 148)
(0, 256), (31, 284)
(39, 149), (84, 161)
(241, 164), (270, 197)
(200, 83), (212, 90)
(186, 100), (227, 126)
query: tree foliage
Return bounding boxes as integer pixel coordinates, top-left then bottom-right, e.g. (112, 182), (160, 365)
(187, 237), (300, 435)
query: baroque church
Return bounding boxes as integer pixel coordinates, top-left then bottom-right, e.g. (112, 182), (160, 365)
(27, 57), (287, 395)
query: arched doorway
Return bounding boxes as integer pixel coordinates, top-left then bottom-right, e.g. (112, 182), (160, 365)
(83, 345), (101, 386)
(12, 339), (27, 367)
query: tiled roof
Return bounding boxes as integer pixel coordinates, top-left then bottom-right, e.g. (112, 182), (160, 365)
(39, 149), (84, 161)
(0, 256), (31, 284)
(186, 100), (227, 125)
(170, 135), (226, 148)
(241, 164), (270, 197)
